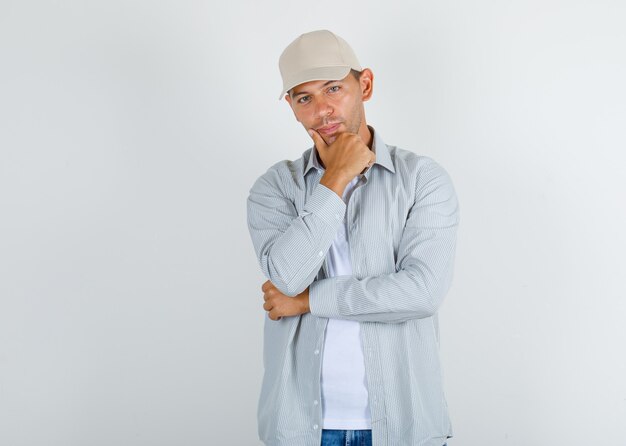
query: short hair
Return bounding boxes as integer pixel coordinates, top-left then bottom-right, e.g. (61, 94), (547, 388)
(349, 69), (362, 80)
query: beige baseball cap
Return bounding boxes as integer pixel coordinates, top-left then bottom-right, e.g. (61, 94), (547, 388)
(278, 30), (362, 100)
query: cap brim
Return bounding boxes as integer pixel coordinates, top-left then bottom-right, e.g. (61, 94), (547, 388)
(278, 66), (352, 100)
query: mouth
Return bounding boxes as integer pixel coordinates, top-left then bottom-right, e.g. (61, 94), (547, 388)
(316, 123), (341, 135)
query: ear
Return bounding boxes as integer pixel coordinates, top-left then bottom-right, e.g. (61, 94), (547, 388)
(359, 68), (374, 102)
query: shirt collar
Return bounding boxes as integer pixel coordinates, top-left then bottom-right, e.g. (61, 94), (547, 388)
(304, 125), (396, 176)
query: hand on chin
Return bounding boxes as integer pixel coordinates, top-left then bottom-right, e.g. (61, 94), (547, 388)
(324, 131), (342, 146)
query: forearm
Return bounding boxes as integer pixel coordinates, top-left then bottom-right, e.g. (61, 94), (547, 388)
(309, 228), (457, 323)
(319, 170), (351, 198)
(248, 182), (346, 296)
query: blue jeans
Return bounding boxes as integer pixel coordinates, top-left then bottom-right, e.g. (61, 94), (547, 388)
(320, 429), (447, 446)
(321, 430), (372, 446)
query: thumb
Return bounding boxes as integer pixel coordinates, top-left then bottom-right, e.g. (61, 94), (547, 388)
(308, 129), (328, 153)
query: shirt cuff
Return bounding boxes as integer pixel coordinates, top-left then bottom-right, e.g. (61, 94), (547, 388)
(309, 277), (341, 318)
(302, 182), (346, 226)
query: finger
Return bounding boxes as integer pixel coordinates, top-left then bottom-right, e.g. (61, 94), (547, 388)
(308, 129), (328, 153)
(268, 310), (281, 321)
(261, 280), (273, 292)
(263, 302), (272, 311)
(263, 287), (277, 301)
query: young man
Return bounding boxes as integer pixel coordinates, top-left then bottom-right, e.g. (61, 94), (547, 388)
(247, 30), (459, 446)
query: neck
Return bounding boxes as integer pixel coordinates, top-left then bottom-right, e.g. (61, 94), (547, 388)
(360, 123), (373, 149)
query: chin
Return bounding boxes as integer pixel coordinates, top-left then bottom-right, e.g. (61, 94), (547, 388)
(325, 135), (338, 145)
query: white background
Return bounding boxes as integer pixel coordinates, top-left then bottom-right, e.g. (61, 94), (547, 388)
(1, 1), (625, 445)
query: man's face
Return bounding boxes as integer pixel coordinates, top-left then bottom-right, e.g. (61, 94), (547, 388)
(285, 70), (372, 145)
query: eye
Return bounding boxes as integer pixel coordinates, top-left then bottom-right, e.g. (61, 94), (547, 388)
(328, 85), (340, 93)
(297, 95), (311, 104)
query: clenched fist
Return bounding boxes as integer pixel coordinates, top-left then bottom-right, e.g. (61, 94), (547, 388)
(262, 280), (310, 321)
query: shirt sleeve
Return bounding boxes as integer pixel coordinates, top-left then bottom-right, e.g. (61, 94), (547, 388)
(308, 159), (460, 323)
(247, 165), (346, 296)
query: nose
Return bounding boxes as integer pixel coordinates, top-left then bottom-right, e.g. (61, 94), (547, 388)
(314, 96), (333, 119)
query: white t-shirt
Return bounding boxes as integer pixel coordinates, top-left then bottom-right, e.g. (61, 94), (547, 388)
(321, 175), (372, 430)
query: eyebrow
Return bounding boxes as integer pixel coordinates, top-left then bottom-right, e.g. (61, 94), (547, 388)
(292, 80), (339, 98)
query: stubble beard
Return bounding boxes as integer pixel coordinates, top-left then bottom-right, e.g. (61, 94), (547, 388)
(323, 101), (363, 146)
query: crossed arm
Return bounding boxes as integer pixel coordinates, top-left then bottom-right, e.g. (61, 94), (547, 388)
(247, 156), (460, 324)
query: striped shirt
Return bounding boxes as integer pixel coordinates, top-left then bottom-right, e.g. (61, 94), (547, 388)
(247, 126), (460, 446)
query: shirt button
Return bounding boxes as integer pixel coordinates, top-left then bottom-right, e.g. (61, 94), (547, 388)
(313, 424), (319, 430)
(313, 400), (319, 406)
(318, 251), (323, 257)
(314, 349), (320, 355)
